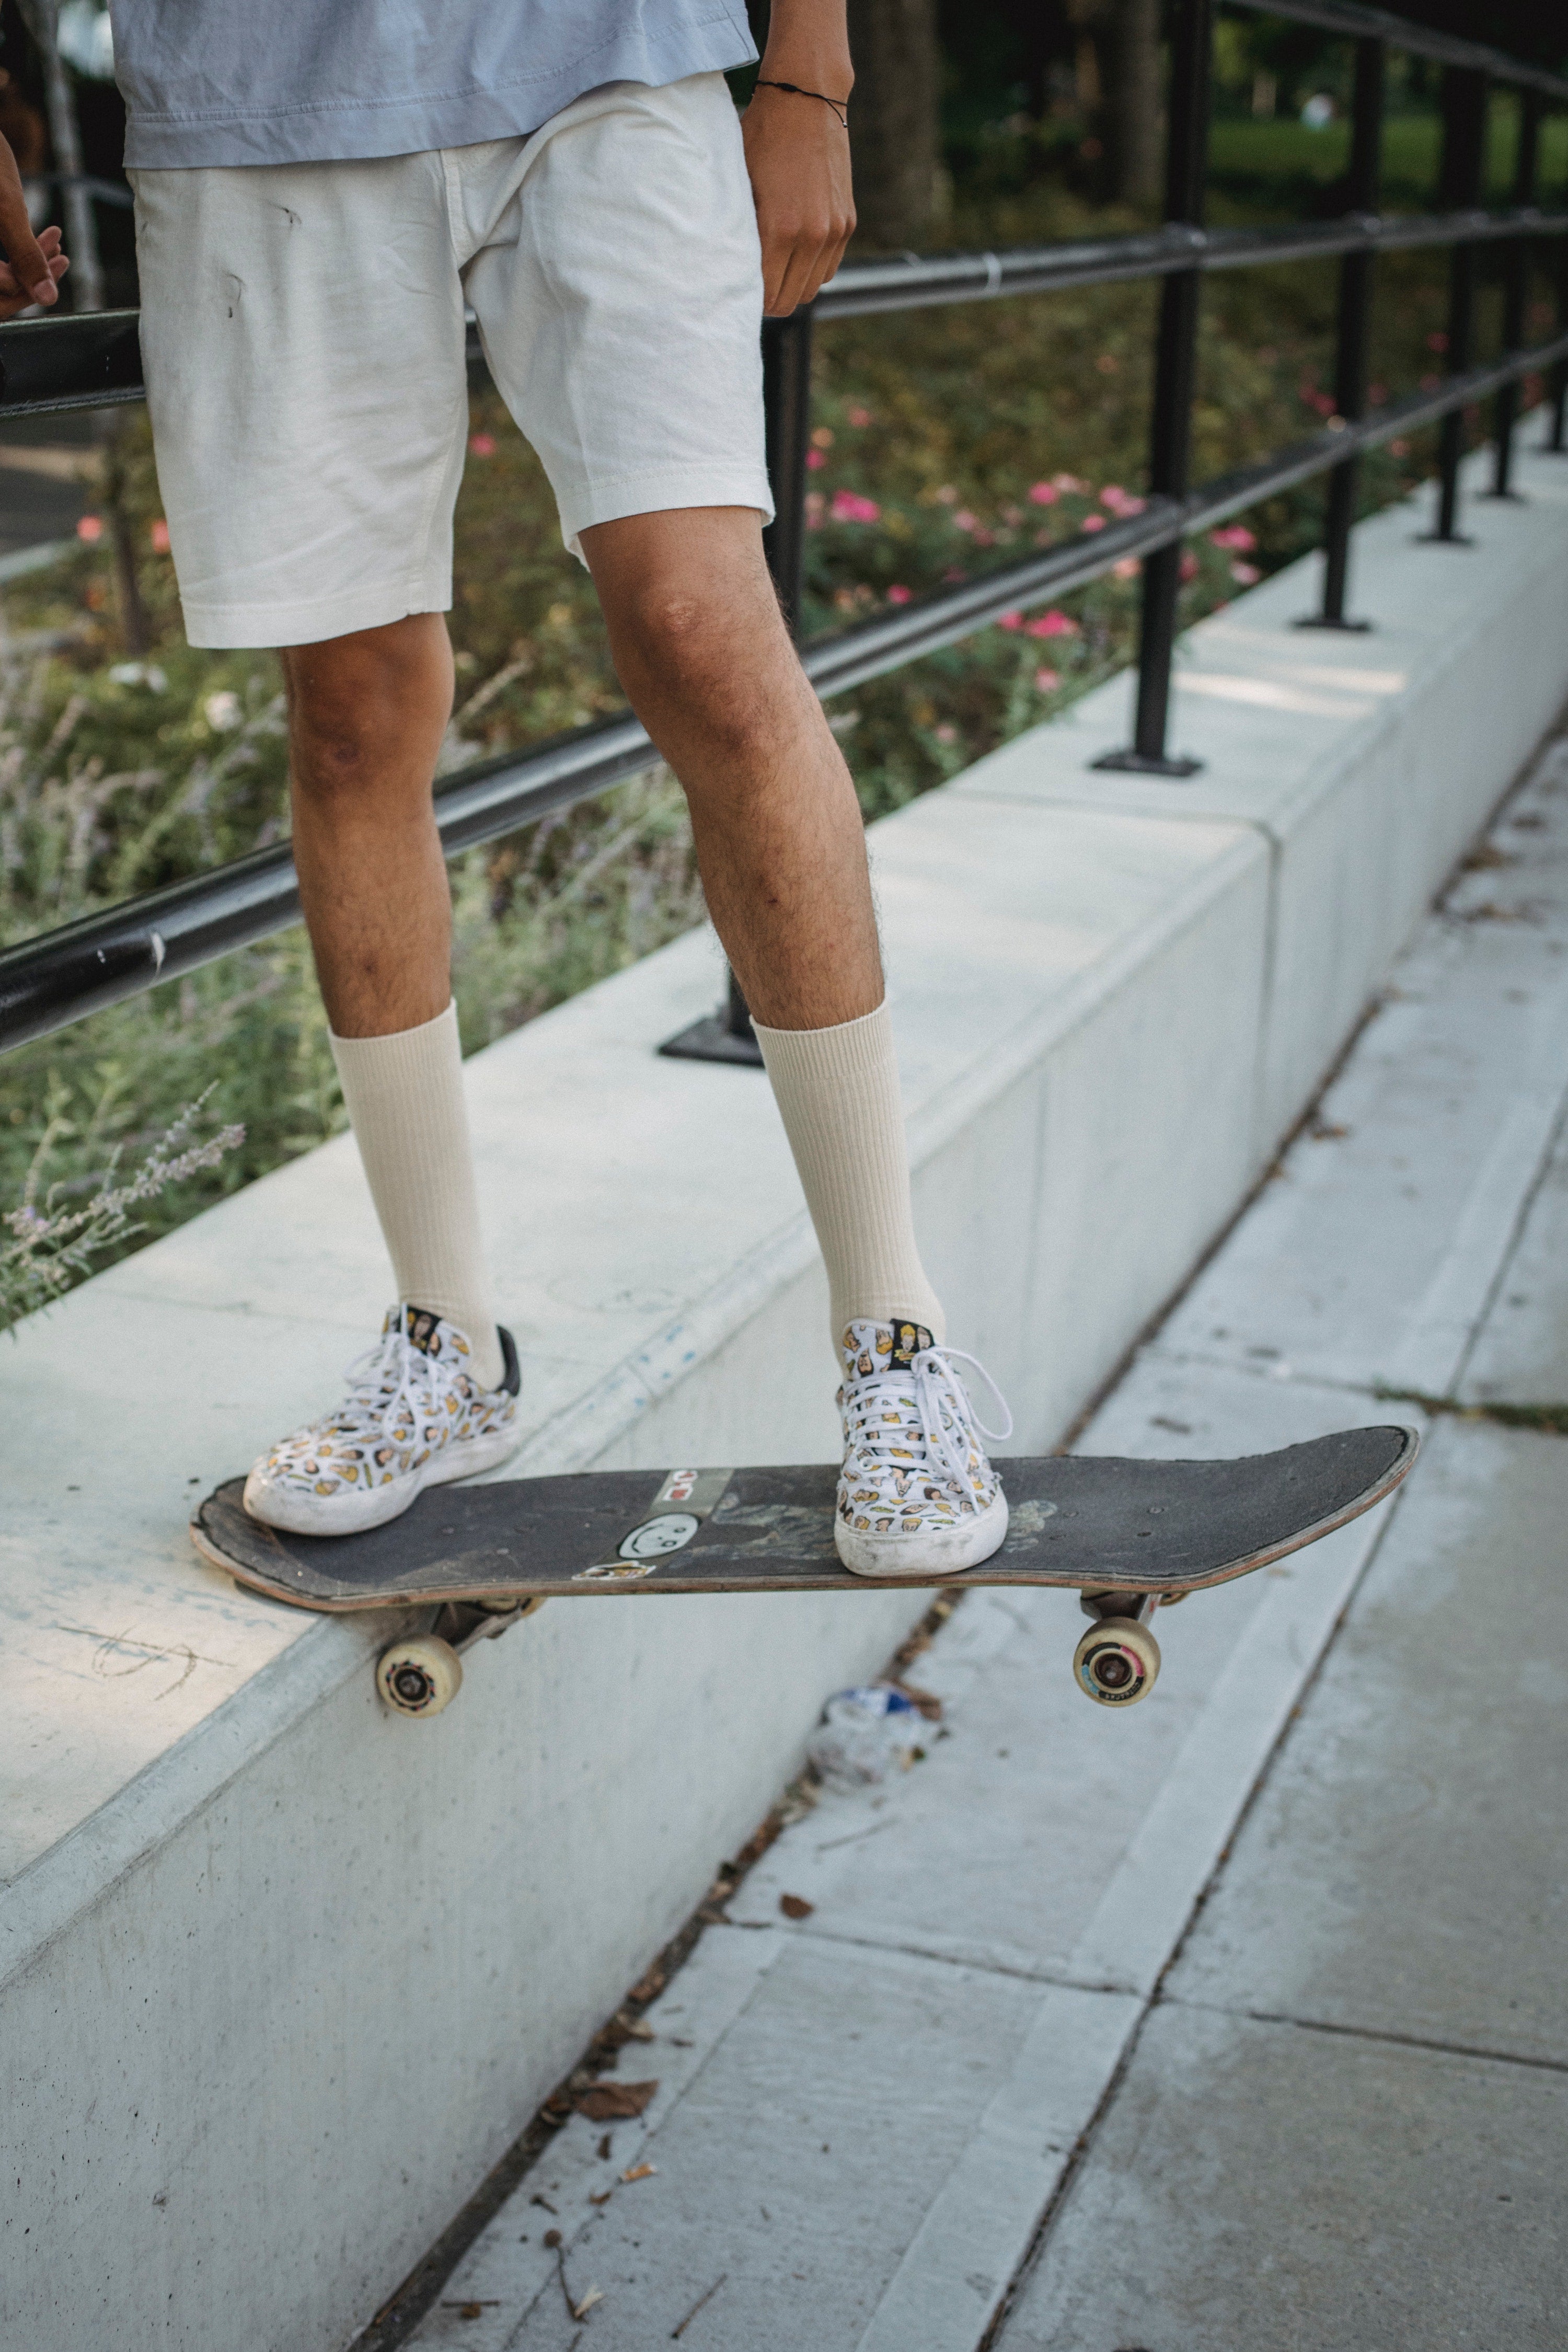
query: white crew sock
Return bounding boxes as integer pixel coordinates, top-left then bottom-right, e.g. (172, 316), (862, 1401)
(752, 999), (946, 1360)
(329, 1001), (505, 1389)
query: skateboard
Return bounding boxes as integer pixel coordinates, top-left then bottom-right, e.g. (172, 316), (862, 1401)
(191, 1423), (1418, 1717)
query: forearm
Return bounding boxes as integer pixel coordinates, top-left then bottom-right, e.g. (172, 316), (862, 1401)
(759, 0), (853, 96)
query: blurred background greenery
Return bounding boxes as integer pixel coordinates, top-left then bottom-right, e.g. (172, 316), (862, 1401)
(1, 0), (1563, 1290)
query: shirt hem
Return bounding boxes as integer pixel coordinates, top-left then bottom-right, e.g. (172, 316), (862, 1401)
(121, 26), (756, 169)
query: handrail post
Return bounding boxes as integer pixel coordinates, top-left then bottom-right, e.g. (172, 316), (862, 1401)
(763, 309), (815, 636)
(1426, 65), (1489, 543)
(1299, 36), (1383, 631)
(660, 308), (814, 1065)
(1548, 211), (1568, 453)
(1093, 0), (1214, 778)
(1487, 88), (1540, 497)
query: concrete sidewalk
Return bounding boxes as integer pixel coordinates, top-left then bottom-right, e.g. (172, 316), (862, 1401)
(395, 744), (1568, 2346)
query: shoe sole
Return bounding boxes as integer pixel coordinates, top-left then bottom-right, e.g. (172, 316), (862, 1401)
(242, 1419), (521, 1539)
(834, 1489), (1009, 1578)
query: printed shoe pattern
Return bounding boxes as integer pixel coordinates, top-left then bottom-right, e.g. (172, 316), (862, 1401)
(243, 1306), (519, 1534)
(835, 1315), (1011, 1562)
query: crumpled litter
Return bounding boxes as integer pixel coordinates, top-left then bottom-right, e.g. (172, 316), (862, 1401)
(806, 1683), (930, 1790)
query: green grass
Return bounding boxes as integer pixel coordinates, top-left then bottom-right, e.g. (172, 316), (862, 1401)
(1208, 105), (1568, 213)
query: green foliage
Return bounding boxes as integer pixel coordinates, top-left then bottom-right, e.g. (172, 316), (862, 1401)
(2, 1086), (244, 1335)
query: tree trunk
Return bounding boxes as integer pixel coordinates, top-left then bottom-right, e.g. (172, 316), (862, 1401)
(846, 0), (942, 251)
(1107, 0), (1162, 209)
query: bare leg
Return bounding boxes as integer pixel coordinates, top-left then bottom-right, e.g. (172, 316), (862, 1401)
(283, 613), (455, 1036)
(281, 614), (502, 1381)
(581, 505), (882, 1029)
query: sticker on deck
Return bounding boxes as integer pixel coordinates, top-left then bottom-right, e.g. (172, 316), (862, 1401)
(572, 1467), (735, 1582)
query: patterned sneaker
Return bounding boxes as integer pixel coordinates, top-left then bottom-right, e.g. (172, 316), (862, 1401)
(835, 1314), (1013, 1577)
(243, 1305), (521, 1537)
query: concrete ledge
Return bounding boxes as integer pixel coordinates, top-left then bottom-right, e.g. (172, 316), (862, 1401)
(3, 445), (1566, 2351)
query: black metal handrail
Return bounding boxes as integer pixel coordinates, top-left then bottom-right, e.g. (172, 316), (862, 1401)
(1, 0), (1566, 1053)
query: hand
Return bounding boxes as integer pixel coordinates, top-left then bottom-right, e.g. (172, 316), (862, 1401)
(742, 83), (855, 318)
(0, 136), (67, 321)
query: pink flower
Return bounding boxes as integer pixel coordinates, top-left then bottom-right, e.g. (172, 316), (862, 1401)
(1390, 438), (1410, 458)
(1028, 481), (1059, 506)
(971, 526), (995, 547)
(935, 484), (958, 505)
(952, 509), (976, 532)
(468, 432), (496, 457)
(1080, 513), (1106, 534)
(1027, 610), (1078, 639)
(886, 583), (912, 605)
(1230, 560), (1261, 586)
(1112, 556), (1139, 580)
(149, 518), (171, 552)
(1426, 329), (1448, 353)
(1053, 472), (1087, 493)
(76, 514), (103, 544)
(829, 489), (880, 524)
(996, 610), (1023, 631)
(1209, 524), (1255, 552)
(1034, 667), (1060, 692)
(1100, 486), (1146, 517)
(806, 447), (827, 470)
(1180, 551), (1200, 582)
(942, 566), (966, 583)
(847, 404), (872, 427)
(934, 723), (958, 745)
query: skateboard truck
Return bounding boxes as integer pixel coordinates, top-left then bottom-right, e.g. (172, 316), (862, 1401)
(375, 1595), (548, 1718)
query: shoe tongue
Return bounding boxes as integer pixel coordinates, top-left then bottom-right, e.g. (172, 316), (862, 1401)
(396, 1305), (448, 1359)
(841, 1314), (936, 1378)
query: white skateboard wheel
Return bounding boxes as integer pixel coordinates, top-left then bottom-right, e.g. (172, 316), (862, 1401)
(1073, 1616), (1160, 1707)
(376, 1634), (463, 1717)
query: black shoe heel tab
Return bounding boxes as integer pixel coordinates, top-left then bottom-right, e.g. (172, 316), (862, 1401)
(497, 1324), (522, 1396)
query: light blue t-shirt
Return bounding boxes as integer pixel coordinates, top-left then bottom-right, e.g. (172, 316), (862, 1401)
(110, 1), (757, 168)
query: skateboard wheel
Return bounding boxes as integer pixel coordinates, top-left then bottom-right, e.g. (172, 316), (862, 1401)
(1073, 1617), (1160, 1708)
(376, 1634), (463, 1718)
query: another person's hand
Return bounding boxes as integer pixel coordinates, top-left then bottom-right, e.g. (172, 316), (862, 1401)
(0, 136), (67, 320)
(742, 82), (854, 318)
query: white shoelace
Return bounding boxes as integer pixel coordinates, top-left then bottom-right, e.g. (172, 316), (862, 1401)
(338, 1308), (445, 1447)
(847, 1343), (1014, 1498)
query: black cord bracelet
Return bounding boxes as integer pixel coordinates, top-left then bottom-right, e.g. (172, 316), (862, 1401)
(754, 77), (850, 130)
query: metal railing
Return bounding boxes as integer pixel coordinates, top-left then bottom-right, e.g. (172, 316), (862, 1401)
(0, 0), (1565, 1058)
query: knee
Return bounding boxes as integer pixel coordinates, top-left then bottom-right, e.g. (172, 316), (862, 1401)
(616, 579), (784, 758)
(289, 685), (383, 799)
(284, 622), (451, 805)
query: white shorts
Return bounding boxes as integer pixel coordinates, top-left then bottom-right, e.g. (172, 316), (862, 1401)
(129, 73), (772, 649)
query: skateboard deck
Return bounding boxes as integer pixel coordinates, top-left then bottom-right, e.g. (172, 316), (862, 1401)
(192, 1425), (1418, 1714)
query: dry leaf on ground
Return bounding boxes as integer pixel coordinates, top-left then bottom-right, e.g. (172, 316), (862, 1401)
(575, 2079), (659, 2120)
(779, 1894), (815, 1920)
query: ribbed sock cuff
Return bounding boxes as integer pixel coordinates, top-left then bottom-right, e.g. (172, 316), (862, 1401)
(753, 999), (945, 1356)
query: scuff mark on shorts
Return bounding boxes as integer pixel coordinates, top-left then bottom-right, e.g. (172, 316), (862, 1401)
(223, 271), (244, 318)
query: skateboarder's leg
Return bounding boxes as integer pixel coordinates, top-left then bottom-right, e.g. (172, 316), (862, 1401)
(282, 616), (504, 1393)
(584, 504), (944, 1351)
(585, 507), (1010, 1575)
